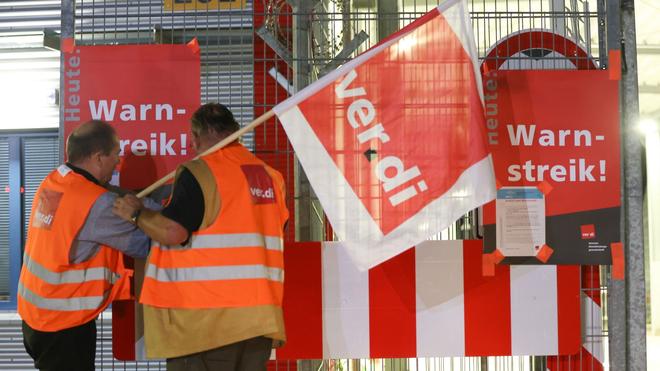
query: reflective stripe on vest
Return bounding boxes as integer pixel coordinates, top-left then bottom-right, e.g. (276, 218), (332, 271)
(18, 283), (108, 312)
(157, 233), (283, 252)
(145, 264), (283, 283)
(24, 253), (119, 285)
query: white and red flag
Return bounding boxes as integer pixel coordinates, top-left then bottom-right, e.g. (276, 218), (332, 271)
(274, 0), (496, 269)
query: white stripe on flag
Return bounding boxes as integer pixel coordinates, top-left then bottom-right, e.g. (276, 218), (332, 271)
(415, 240), (465, 356)
(322, 242), (370, 359)
(510, 265), (558, 355)
(437, 0), (484, 104)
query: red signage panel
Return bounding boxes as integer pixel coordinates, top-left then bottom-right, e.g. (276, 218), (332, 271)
(62, 43), (200, 189)
(482, 70), (620, 264)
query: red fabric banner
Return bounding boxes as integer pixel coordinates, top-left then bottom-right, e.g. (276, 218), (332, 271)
(62, 43), (200, 190)
(274, 0), (496, 269)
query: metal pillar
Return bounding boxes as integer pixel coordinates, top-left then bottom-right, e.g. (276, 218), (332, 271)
(606, 0), (626, 368)
(550, 0), (567, 35)
(608, 274), (627, 370)
(342, 0), (352, 47)
(620, 0), (647, 369)
(377, 0), (398, 41)
(8, 137), (21, 307)
(291, 1), (324, 243)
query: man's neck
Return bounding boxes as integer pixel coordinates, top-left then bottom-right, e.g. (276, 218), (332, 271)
(66, 162), (101, 185)
(197, 138), (238, 155)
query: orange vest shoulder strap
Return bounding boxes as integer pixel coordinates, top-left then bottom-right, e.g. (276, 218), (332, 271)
(182, 159), (220, 229)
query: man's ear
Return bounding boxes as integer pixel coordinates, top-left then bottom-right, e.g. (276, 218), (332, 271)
(204, 126), (218, 139)
(191, 132), (201, 147)
(91, 151), (104, 164)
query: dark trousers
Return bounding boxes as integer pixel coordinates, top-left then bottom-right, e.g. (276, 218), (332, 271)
(167, 336), (273, 371)
(22, 320), (96, 371)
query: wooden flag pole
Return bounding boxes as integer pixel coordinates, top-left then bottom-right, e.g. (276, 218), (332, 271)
(136, 109), (276, 198)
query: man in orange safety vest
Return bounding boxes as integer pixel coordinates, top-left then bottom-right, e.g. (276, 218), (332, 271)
(18, 120), (150, 370)
(113, 103), (288, 371)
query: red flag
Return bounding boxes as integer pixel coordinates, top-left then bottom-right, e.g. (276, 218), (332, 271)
(274, 0), (495, 269)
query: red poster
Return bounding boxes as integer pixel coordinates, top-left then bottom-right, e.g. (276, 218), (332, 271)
(62, 42), (200, 190)
(482, 70), (620, 264)
(61, 42), (200, 361)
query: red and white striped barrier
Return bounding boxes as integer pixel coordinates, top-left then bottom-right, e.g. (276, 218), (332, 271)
(547, 265), (604, 371)
(276, 240), (581, 359)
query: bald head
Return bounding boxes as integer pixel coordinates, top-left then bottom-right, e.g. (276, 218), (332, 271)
(66, 120), (117, 163)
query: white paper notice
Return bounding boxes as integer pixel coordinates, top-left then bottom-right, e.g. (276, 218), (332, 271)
(496, 187), (546, 257)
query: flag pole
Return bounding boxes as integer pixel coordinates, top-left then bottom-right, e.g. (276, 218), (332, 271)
(136, 109), (276, 198)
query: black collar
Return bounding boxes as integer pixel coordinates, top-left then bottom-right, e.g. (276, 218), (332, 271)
(65, 162), (101, 186)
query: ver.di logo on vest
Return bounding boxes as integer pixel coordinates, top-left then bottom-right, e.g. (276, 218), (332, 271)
(33, 188), (64, 230)
(241, 165), (277, 205)
(249, 186), (274, 200)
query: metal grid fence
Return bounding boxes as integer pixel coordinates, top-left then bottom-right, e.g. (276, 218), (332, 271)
(54, 0), (613, 370)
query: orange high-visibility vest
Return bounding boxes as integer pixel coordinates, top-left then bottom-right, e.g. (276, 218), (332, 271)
(140, 143), (288, 309)
(18, 165), (132, 332)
